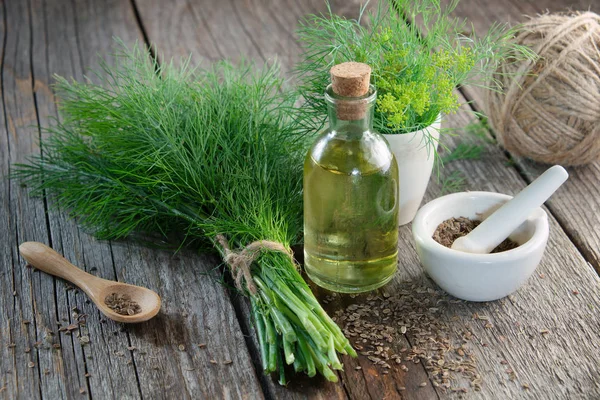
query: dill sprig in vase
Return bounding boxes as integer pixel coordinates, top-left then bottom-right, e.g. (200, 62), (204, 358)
(303, 62), (399, 293)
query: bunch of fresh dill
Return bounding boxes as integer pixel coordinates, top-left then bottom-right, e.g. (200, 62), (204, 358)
(15, 44), (354, 384)
(295, 0), (534, 135)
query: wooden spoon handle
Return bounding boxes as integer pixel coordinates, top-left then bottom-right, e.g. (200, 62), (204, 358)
(19, 242), (100, 291)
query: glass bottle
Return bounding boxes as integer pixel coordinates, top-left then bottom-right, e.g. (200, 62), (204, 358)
(303, 63), (399, 293)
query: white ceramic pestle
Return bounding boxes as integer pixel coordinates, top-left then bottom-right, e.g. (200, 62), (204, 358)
(451, 165), (569, 254)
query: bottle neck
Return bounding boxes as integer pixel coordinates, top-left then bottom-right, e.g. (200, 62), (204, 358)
(325, 84), (376, 137)
(327, 102), (374, 134)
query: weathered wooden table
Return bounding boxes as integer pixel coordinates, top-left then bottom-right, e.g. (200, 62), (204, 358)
(2, 0), (600, 398)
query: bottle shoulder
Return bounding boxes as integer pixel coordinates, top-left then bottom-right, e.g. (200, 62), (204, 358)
(306, 127), (397, 175)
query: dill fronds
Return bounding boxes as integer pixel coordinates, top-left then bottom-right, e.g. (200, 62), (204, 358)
(294, 0), (536, 135)
(14, 43), (354, 383)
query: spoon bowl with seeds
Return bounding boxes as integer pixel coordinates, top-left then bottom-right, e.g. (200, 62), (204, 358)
(19, 242), (161, 323)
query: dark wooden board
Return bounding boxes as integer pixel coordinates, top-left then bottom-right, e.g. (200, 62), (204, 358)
(134, 0), (600, 399)
(417, 94), (600, 399)
(2, 0), (599, 399)
(316, 91), (600, 399)
(1, 0), (264, 398)
(133, 1), (365, 397)
(446, 0), (600, 275)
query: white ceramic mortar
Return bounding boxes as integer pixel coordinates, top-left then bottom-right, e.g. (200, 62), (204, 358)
(412, 191), (549, 301)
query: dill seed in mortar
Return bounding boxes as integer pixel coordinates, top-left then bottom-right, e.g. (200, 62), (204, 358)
(104, 293), (141, 316)
(433, 217), (519, 253)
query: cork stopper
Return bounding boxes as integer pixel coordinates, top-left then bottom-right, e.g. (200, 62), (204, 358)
(329, 62), (372, 120)
(330, 62), (371, 97)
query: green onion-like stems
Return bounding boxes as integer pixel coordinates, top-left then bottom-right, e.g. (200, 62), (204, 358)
(250, 252), (356, 382)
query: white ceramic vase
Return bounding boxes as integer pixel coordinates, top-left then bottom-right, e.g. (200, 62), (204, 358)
(383, 116), (441, 226)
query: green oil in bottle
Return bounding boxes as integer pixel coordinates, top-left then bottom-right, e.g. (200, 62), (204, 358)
(303, 63), (399, 293)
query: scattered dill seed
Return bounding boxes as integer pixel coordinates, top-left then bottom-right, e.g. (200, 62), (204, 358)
(336, 282), (482, 393)
(27, 362), (35, 368)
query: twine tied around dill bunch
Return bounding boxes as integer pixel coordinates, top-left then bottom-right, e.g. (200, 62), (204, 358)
(215, 234), (296, 295)
(485, 11), (600, 166)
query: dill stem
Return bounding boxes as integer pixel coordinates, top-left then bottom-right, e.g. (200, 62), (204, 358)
(263, 314), (278, 372)
(277, 342), (287, 386)
(254, 277), (297, 343)
(252, 298), (269, 372)
(297, 335), (316, 378)
(293, 355), (303, 373)
(301, 331), (338, 383)
(283, 338), (295, 365)
(328, 335), (343, 370)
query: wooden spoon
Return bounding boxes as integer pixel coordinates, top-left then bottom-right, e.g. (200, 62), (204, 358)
(19, 242), (161, 323)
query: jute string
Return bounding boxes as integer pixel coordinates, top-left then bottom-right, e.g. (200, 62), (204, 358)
(215, 234), (295, 295)
(484, 12), (600, 166)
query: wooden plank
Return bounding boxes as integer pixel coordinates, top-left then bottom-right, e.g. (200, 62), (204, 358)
(7, 1), (592, 400)
(0, 0), (265, 399)
(131, 0), (600, 397)
(133, 1), (597, 399)
(29, 1), (142, 397)
(130, 0), (600, 398)
(110, 243), (265, 400)
(446, 0), (600, 274)
(1, 0), (56, 398)
(316, 91), (600, 400)
(402, 9), (600, 396)
(413, 94), (600, 398)
(36, 0), (265, 397)
(132, 0), (368, 397)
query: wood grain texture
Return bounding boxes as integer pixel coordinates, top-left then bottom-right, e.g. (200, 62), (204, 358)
(133, 0), (367, 397)
(2, 0), (599, 399)
(310, 91), (600, 400)
(134, 0), (600, 399)
(445, 0), (600, 274)
(410, 93), (600, 399)
(1, 0), (265, 399)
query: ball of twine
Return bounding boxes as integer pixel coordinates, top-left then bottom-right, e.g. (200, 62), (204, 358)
(485, 12), (600, 166)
